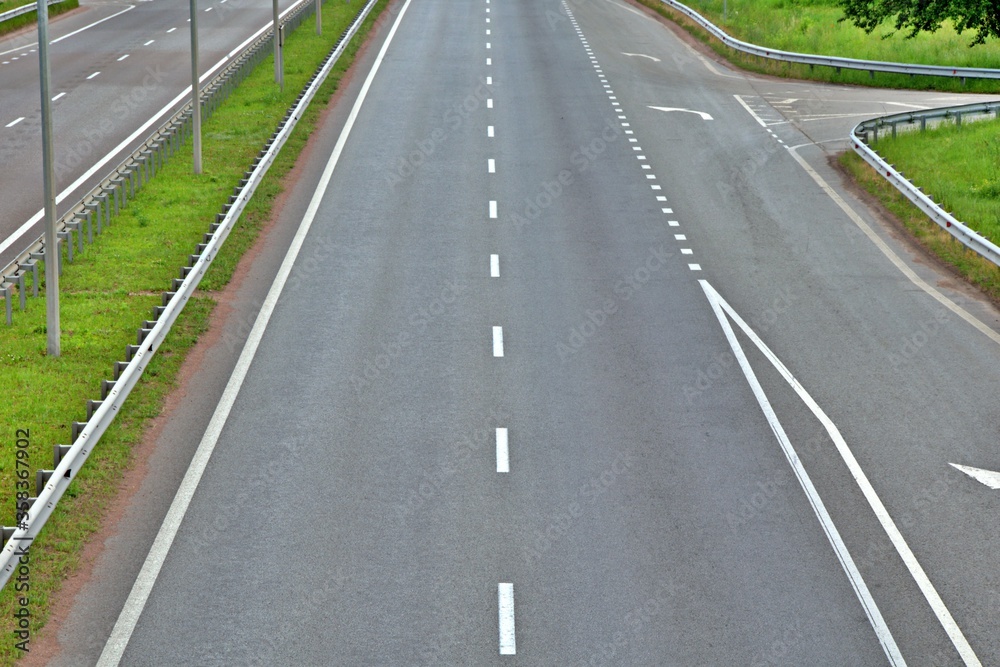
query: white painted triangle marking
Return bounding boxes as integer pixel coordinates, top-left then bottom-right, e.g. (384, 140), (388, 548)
(648, 106), (713, 120)
(949, 463), (1000, 490)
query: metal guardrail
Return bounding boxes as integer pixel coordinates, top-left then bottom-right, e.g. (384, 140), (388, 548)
(660, 0), (1000, 81)
(0, 0), (64, 24)
(0, 0), (318, 324)
(851, 102), (1000, 267)
(0, 0), (380, 589)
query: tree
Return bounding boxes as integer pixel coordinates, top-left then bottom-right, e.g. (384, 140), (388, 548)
(839, 0), (1000, 45)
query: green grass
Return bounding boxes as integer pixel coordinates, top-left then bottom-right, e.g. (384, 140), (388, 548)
(0, 0), (79, 38)
(636, 0), (1000, 92)
(0, 0), (389, 662)
(839, 142), (1000, 302)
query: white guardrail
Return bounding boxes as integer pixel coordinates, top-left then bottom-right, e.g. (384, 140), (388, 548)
(660, 0), (1000, 81)
(0, 0), (64, 24)
(0, 0), (380, 588)
(852, 103), (1000, 267)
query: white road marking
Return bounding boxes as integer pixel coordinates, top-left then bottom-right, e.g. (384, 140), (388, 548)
(488, 125), (494, 137)
(662, 208), (672, 213)
(87, 71), (101, 80)
(493, 326), (504, 357)
(498, 583), (516, 654)
(734, 94), (768, 127)
(93, 0), (418, 662)
(117, 54), (130, 61)
(489, 200), (497, 218)
(687, 264), (700, 270)
(674, 234), (686, 240)
(486, 42), (491, 49)
(699, 279), (907, 667)
(167, 27), (176, 33)
(785, 146), (1000, 348)
(5, 117), (25, 128)
(143, 39), (155, 46)
(680, 248), (693, 255)
(488, 158), (495, 173)
(650, 185), (661, 190)
(949, 463), (1000, 489)
(490, 254), (499, 277)
(0, 5), (136, 57)
(52, 92), (66, 101)
(656, 196), (666, 201)
(622, 52), (660, 62)
(487, 98), (493, 108)
(496, 428), (509, 473)
(648, 105), (713, 121)
(0, 0), (317, 258)
(486, 29), (490, 34)
(486, 75), (492, 84)
(668, 221), (679, 227)
(486, 57), (492, 65)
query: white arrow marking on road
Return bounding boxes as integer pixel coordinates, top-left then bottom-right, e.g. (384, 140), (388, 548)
(648, 106), (713, 120)
(949, 463), (1000, 489)
(621, 52), (660, 62)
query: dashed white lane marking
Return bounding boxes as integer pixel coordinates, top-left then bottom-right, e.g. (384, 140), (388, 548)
(680, 248), (693, 255)
(486, 29), (491, 35)
(674, 234), (686, 240)
(87, 71), (101, 80)
(143, 39), (155, 46)
(52, 92), (66, 101)
(5, 117), (25, 128)
(486, 42), (491, 49)
(487, 57), (492, 65)
(205, 6), (212, 11)
(489, 200), (497, 218)
(496, 428), (509, 473)
(486, 75), (492, 84)
(488, 158), (495, 173)
(492, 326), (504, 357)
(487, 98), (493, 108)
(498, 583), (516, 654)
(167, 27), (177, 33)
(488, 125), (494, 137)
(490, 254), (499, 277)
(117, 54), (129, 61)
(688, 264), (701, 271)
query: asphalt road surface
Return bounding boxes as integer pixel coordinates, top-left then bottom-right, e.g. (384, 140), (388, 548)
(0, 0), (303, 267)
(27, 0), (1000, 664)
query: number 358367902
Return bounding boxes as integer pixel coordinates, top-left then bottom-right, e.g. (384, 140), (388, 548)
(15, 430), (30, 523)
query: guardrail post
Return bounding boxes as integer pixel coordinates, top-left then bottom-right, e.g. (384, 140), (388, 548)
(2, 285), (11, 325)
(85, 202), (101, 236)
(12, 273), (26, 310)
(955, 112), (962, 127)
(27, 255), (42, 297)
(53, 444), (72, 467)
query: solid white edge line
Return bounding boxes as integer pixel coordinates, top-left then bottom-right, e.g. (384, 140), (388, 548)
(94, 0), (415, 662)
(496, 428), (509, 473)
(490, 253), (499, 277)
(733, 94), (768, 128)
(0, 0), (314, 257)
(699, 279), (905, 666)
(498, 583), (516, 654)
(492, 326), (503, 357)
(785, 146), (1000, 348)
(700, 279), (981, 666)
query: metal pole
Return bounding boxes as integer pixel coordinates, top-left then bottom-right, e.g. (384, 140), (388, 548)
(37, 0), (59, 356)
(724, 0), (727, 22)
(316, 0), (321, 35)
(273, 0), (283, 91)
(190, 0), (202, 174)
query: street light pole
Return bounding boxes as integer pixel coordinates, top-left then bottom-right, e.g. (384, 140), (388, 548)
(273, 0), (283, 91)
(316, 0), (321, 35)
(190, 0), (202, 174)
(37, 0), (59, 356)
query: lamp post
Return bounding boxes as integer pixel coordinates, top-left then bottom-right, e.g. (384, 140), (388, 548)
(37, 0), (59, 356)
(273, 0), (283, 91)
(190, 0), (202, 174)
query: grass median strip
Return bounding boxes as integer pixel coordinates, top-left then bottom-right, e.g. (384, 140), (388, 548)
(635, 0), (1000, 93)
(0, 0), (78, 39)
(0, 0), (388, 661)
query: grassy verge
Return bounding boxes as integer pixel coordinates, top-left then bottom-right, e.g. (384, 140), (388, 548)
(0, 0), (79, 39)
(839, 149), (1000, 301)
(634, 0), (1000, 93)
(0, 0), (388, 662)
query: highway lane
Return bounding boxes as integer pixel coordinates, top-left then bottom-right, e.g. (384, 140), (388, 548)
(0, 0), (304, 268)
(31, 0), (1000, 664)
